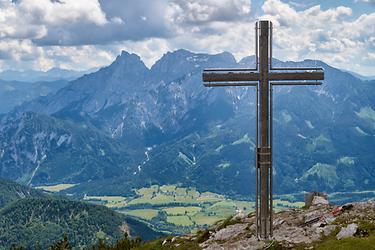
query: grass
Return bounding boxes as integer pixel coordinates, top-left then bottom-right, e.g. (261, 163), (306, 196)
(126, 194), (154, 205)
(160, 185), (176, 193)
(167, 215), (194, 226)
(174, 196), (196, 204)
(205, 202), (237, 218)
(233, 201), (254, 212)
(83, 195), (126, 208)
(196, 196), (223, 203)
(137, 186), (158, 196)
(163, 206), (201, 216)
(273, 199), (305, 208)
(315, 235), (375, 250)
(187, 189), (199, 197)
(121, 209), (159, 220)
(192, 214), (225, 226)
(175, 187), (188, 196)
(306, 216), (375, 250)
(81, 184), (307, 234)
(136, 237), (201, 250)
(34, 183), (76, 192)
(84, 195), (126, 202)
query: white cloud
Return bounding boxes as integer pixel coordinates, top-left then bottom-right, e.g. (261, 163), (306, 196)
(0, 39), (42, 60)
(166, 0), (251, 35)
(168, 0), (251, 25)
(0, 0), (373, 76)
(0, 0), (108, 41)
(260, 0), (374, 74)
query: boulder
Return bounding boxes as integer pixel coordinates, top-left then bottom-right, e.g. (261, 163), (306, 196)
(304, 192), (328, 207)
(316, 225), (337, 237)
(312, 196), (329, 206)
(233, 211), (247, 221)
(336, 223), (358, 240)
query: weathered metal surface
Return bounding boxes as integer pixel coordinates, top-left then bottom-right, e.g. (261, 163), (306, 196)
(203, 83), (257, 87)
(259, 20), (270, 238)
(269, 71), (324, 81)
(271, 67), (324, 71)
(271, 81), (322, 86)
(202, 72), (260, 82)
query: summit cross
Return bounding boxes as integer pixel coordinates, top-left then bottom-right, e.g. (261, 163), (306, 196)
(202, 20), (324, 239)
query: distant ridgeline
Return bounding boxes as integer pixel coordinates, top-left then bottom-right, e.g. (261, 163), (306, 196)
(0, 49), (374, 199)
(0, 178), (163, 249)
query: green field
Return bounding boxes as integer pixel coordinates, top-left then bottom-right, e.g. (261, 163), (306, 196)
(83, 195), (126, 208)
(192, 213), (226, 226)
(167, 215), (194, 226)
(121, 209), (159, 220)
(163, 206), (201, 216)
(83, 184), (304, 234)
(35, 183), (76, 192)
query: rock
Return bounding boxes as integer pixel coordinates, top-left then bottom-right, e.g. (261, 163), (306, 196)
(211, 224), (247, 241)
(316, 225), (336, 237)
(233, 211), (247, 221)
(305, 210), (322, 224)
(336, 223), (358, 240)
(323, 214), (336, 224)
(273, 225), (312, 244)
(199, 201), (374, 249)
(305, 192), (328, 207)
(273, 218), (284, 227)
(202, 235), (266, 250)
(312, 196), (329, 206)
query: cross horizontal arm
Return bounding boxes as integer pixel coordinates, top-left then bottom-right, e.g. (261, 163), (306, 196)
(203, 71), (260, 82)
(204, 68), (257, 72)
(270, 67), (324, 71)
(269, 71), (324, 81)
(204, 82), (258, 87)
(271, 81), (322, 86)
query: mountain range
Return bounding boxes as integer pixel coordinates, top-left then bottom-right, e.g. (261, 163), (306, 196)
(0, 79), (68, 114)
(0, 67), (95, 82)
(0, 49), (374, 199)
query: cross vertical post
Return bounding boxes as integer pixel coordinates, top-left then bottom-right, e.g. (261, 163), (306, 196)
(202, 20), (324, 239)
(259, 20), (271, 237)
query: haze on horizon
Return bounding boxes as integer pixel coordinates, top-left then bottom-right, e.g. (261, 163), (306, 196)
(0, 0), (373, 76)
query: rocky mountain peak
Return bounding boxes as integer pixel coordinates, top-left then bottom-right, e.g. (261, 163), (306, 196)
(108, 50), (149, 76)
(149, 49), (237, 84)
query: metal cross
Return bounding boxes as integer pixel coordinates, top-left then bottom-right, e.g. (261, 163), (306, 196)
(202, 20), (324, 239)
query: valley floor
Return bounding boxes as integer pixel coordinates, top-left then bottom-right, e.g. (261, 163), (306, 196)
(138, 200), (375, 250)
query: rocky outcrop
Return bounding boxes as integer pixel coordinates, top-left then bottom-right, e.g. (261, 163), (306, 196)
(159, 200), (375, 249)
(336, 223), (358, 240)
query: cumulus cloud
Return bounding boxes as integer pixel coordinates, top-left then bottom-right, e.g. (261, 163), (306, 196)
(168, 0), (251, 25)
(260, 0), (374, 73)
(0, 0), (108, 42)
(167, 0), (251, 34)
(0, 0), (172, 46)
(0, 0), (373, 76)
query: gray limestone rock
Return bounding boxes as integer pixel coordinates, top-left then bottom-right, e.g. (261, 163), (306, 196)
(312, 196), (329, 206)
(336, 223), (358, 240)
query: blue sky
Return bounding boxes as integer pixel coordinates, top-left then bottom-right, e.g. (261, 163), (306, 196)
(0, 0), (374, 75)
